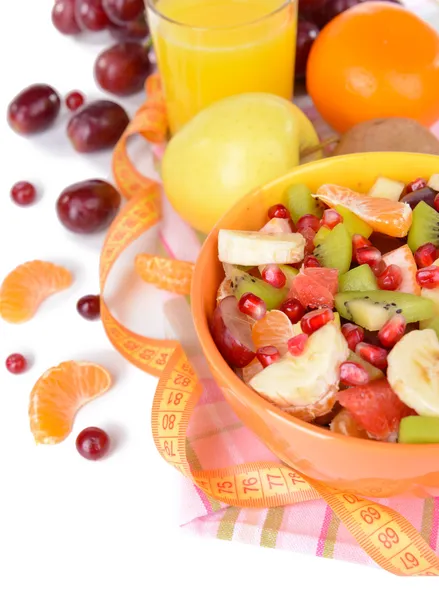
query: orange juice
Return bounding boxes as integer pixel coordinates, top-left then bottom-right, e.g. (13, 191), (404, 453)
(147, 0), (297, 133)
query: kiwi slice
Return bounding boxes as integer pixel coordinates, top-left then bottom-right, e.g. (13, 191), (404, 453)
(226, 266), (288, 310)
(314, 226), (331, 246)
(335, 206), (373, 238)
(407, 201), (439, 252)
(286, 183), (323, 224)
(399, 416), (439, 444)
(338, 265), (378, 293)
(313, 223), (352, 274)
(335, 290), (434, 329)
(347, 350), (384, 380)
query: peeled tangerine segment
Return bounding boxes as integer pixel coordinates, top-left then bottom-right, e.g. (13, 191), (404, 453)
(316, 183), (412, 237)
(224, 265), (287, 310)
(252, 309), (295, 355)
(382, 244), (420, 295)
(335, 290), (434, 330)
(313, 222), (352, 274)
(0, 260), (73, 323)
(135, 254), (194, 295)
(407, 201), (439, 253)
(29, 361), (112, 444)
(338, 264), (378, 293)
(399, 416), (439, 444)
(249, 322), (349, 421)
(387, 329), (439, 417)
(330, 408), (369, 439)
(368, 177), (405, 202)
(218, 230), (305, 266)
(285, 182), (323, 224)
(334, 206), (373, 238)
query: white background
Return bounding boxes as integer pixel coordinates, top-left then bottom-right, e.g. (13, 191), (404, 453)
(0, 1), (437, 598)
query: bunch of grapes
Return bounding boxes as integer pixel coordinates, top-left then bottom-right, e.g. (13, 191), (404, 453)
(296, 0), (399, 80)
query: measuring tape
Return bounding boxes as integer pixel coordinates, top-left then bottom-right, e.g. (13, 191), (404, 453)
(100, 75), (439, 576)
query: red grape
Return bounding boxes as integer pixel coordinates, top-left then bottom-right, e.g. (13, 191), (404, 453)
(77, 294), (101, 319)
(313, 0), (400, 29)
(52, 0), (81, 34)
(67, 100), (129, 152)
(56, 179), (121, 234)
(399, 187), (437, 210)
(7, 84), (61, 135)
(94, 42), (152, 96)
(75, 0), (111, 31)
(10, 181), (37, 206)
(109, 16), (149, 41)
(66, 91), (85, 111)
(103, 0), (144, 23)
(298, 0), (327, 23)
(76, 427), (110, 460)
(295, 19), (319, 79)
(211, 296), (256, 368)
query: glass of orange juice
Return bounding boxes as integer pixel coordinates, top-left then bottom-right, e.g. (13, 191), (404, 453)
(146, 0), (298, 134)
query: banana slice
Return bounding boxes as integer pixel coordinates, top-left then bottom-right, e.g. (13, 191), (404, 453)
(248, 322), (349, 421)
(387, 329), (439, 417)
(218, 230), (305, 266)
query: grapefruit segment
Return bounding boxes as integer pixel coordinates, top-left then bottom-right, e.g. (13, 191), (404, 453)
(382, 244), (420, 295)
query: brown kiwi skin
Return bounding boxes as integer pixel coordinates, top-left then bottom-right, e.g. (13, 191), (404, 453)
(333, 117), (439, 156)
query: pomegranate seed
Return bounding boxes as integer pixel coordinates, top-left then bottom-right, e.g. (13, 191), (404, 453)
(356, 342), (388, 370)
(405, 177), (427, 194)
(377, 264), (403, 291)
(416, 266), (439, 289)
(355, 246), (382, 268)
(288, 333), (309, 356)
(378, 314), (406, 348)
(372, 259), (386, 277)
(303, 255), (321, 268)
(297, 214), (321, 232)
(66, 91), (85, 111)
(301, 308), (334, 335)
(280, 298), (305, 324)
(339, 361), (370, 386)
(341, 323), (365, 351)
(77, 294), (101, 320)
(10, 181), (37, 206)
(268, 203), (290, 219)
(261, 265), (286, 289)
(5, 353), (27, 374)
(299, 226), (316, 254)
(434, 193), (439, 212)
(76, 427), (110, 461)
(321, 209), (343, 230)
(238, 292), (267, 320)
(256, 345), (281, 367)
(414, 243), (437, 268)
(352, 234), (372, 255)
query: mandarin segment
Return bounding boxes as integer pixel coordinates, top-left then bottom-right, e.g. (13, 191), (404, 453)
(252, 310), (294, 355)
(0, 260), (73, 323)
(29, 361), (112, 444)
(135, 254), (194, 295)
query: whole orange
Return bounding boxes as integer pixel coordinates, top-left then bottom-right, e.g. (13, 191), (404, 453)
(306, 2), (439, 133)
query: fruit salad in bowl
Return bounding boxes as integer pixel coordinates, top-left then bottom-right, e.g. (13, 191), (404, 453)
(191, 153), (439, 497)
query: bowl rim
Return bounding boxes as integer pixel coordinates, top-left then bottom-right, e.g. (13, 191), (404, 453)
(191, 152), (439, 453)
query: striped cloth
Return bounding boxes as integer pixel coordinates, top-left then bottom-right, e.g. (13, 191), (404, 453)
(156, 0), (439, 570)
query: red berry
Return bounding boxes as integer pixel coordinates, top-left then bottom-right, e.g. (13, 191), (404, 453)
(321, 209), (343, 230)
(280, 298), (305, 324)
(10, 181), (37, 206)
(416, 265), (439, 289)
(356, 342), (388, 370)
(238, 292), (267, 320)
(339, 361), (370, 386)
(405, 177), (427, 194)
(256, 346), (281, 367)
(297, 214), (320, 232)
(77, 295), (101, 320)
(352, 234), (372, 255)
(434, 193), (439, 213)
(298, 226), (316, 254)
(372, 259), (386, 277)
(76, 427), (110, 460)
(66, 91), (85, 111)
(268, 203), (290, 219)
(5, 353), (27, 374)
(414, 243), (437, 268)
(261, 264), (286, 289)
(341, 323), (364, 351)
(355, 245), (382, 269)
(303, 255), (320, 268)
(300, 308), (334, 335)
(377, 264), (403, 291)
(287, 333), (309, 356)
(378, 314), (406, 348)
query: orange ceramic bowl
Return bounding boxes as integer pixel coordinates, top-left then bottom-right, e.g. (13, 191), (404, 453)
(191, 152), (439, 499)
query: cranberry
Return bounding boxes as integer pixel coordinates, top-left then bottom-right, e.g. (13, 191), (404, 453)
(256, 346), (281, 368)
(238, 293), (266, 320)
(5, 353), (27, 374)
(339, 361), (370, 386)
(434, 193), (439, 213)
(355, 342), (388, 370)
(76, 427), (110, 460)
(297, 214), (321, 232)
(77, 295), (101, 320)
(405, 177), (427, 194)
(10, 181), (37, 206)
(268, 204), (290, 219)
(352, 234), (372, 255)
(261, 265), (286, 289)
(287, 333), (309, 356)
(303, 255), (321, 268)
(414, 243), (437, 268)
(378, 314), (406, 348)
(301, 308), (334, 335)
(341, 323), (365, 351)
(416, 266), (439, 289)
(377, 264), (403, 291)
(321, 209), (343, 230)
(355, 246), (382, 268)
(280, 298), (305, 324)
(66, 91), (85, 111)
